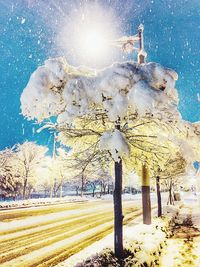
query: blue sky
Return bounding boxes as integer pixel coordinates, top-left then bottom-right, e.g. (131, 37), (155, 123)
(0, 0), (200, 150)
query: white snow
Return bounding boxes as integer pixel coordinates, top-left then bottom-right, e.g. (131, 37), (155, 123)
(160, 204), (200, 267)
(0, 196), (88, 209)
(56, 212), (174, 267)
(162, 204), (179, 217)
(0, 201), (113, 233)
(20, 58), (187, 161)
(21, 17), (26, 24)
(99, 129), (130, 161)
(21, 59), (180, 124)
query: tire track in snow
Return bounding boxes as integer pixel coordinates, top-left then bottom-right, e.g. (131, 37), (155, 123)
(0, 201), (141, 266)
(0, 210), (141, 267)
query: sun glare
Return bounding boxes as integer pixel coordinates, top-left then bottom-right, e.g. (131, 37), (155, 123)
(78, 25), (109, 60)
(57, 4), (120, 67)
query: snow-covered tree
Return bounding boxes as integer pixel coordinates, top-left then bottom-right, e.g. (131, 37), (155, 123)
(0, 148), (13, 170)
(20, 56), (200, 257)
(13, 141), (48, 199)
(156, 152), (188, 205)
(98, 170), (113, 195)
(64, 147), (113, 197)
(0, 148), (22, 199)
(0, 167), (22, 200)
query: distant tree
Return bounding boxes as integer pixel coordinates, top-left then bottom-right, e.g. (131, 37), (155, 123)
(0, 148), (13, 170)
(98, 171), (113, 195)
(35, 148), (70, 198)
(13, 141), (48, 199)
(0, 148), (22, 199)
(0, 167), (22, 200)
(156, 152), (188, 205)
(54, 148), (69, 198)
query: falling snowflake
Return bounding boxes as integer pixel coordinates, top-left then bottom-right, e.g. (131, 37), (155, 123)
(21, 17), (26, 24)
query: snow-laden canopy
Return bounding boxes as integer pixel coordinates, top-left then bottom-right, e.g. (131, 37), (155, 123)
(21, 57), (179, 123)
(21, 58), (200, 166)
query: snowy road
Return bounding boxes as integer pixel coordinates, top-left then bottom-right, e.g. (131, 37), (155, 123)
(0, 199), (142, 267)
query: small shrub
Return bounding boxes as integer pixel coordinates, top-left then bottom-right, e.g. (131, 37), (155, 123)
(75, 249), (120, 267)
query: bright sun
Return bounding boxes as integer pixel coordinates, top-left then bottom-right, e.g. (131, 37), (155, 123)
(83, 29), (106, 55)
(57, 3), (119, 67)
(78, 25), (108, 59)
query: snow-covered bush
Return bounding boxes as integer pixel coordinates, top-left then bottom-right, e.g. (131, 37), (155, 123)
(74, 217), (174, 267)
(123, 219), (172, 266)
(162, 205), (179, 217)
(75, 249), (120, 267)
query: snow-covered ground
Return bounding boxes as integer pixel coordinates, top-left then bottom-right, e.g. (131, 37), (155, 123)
(0, 199), (142, 266)
(0, 193), (145, 210)
(2, 191), (199, 266)
(160, 202), (200, 267)
(0, 196), (92, 209)
(56, 194), (200, 267)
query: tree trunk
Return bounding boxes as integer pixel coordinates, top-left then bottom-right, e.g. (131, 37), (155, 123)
(103, 184), (107, 195)
(100, 182), (103, 196)
(81, 175), (84, 197)
(50, 178), (53, 198)
(169, 187), (172, 205)
(23, 177), (28, 199)
(44, 189), (47, 198)
(27, 188), (32, 199)
(60, 176), (63, 198)
(76, 187), (79, 196)
(142, 164), (151, 225)
(107, 184), (110, 194)
(92, 187), (95, 197)
(114, 158), (123, 259)
(156, 176), (162, 217)
(167, 179), (174, 205)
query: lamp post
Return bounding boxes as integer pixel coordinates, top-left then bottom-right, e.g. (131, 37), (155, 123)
(50, 132), (57, 198)
(137, 24), (147, 64)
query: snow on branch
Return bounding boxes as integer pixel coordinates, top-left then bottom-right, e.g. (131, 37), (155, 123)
(21, 57), (200, 163)
(21, 57), (179, 124)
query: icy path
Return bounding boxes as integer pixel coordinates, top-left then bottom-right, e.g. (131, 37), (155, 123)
(160, 205), (200, 267)
(0, 200), (142, 267)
